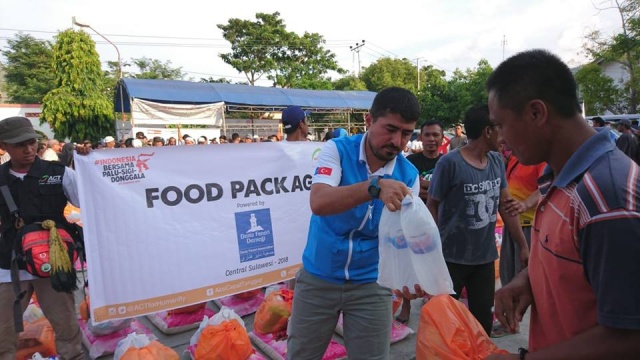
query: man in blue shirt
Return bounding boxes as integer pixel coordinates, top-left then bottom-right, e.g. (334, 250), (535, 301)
(287, 87), (421, 360)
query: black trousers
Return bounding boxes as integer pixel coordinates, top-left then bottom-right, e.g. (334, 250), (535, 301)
(446, 261), (495, 335)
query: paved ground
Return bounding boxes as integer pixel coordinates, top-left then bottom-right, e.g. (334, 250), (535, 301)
(77, 284), (530, 359)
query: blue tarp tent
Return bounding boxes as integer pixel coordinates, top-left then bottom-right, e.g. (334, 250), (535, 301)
(115, 78), (377, 113)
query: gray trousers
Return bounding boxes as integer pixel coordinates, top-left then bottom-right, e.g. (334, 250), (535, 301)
(0, 278), (83, 360)
(499, 226), (532, 286)
(287, 268), (392, 360)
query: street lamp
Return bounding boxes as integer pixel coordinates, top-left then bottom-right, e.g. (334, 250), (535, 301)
(72, 16), (126, 132)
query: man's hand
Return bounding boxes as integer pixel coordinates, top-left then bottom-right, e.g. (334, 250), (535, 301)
(502, 197), (526, 217)
(418, 178), (430, 202)
(379, 179), (411, 212)
(394, 284), (427, 300)
(494, 270), (533, 334)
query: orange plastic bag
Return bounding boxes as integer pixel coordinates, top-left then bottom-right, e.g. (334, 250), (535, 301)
(416, 295), (509, 360)
(253, 289), (293, 334)
(16, 318), (56, 360)
(195, 319), (253, 360)
(79, 296), (91, 321)
(120, 340), (178, 360)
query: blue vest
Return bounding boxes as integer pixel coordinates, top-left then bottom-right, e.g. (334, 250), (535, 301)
(302, 134), (418, 283)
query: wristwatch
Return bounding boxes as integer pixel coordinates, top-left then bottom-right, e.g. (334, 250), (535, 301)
(368, 176), (382, 199)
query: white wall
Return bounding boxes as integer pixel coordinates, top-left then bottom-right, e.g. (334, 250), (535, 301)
(0, 104), (56, 139)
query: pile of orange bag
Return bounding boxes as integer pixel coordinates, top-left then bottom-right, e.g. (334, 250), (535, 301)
(253, 288), (293, 335)
(416, 295), (509, 360)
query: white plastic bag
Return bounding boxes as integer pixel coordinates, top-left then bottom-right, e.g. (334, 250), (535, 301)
(189, 306), (244, 347)
(87, 318), (132, 336)
(378, 195), (454, 295)
(113, 333), (156, 360)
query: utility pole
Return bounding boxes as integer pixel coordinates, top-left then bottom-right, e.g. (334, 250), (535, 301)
(350, 40), (365, 76)
(415, 57), (424, 92)
(501, 35), (508, 61)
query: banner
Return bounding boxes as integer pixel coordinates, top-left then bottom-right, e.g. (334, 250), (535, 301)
(130, 99), (225, 126)
(74, 142), (323, 322)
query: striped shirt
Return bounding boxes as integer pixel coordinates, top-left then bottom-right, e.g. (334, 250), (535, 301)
(529, 128), (640, 351)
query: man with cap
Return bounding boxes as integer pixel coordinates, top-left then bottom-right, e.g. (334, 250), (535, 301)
(0, 116), (88, 359)
(104, 136), (116, 149)
(41, 139), (62, 161)
(615, 119), (638, 163)
(282, 106), (310, 141)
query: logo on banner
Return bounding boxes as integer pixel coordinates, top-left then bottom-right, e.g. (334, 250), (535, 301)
(234, 209), (275, 263)
(311, 148), (322, 161)
(94, 153), (155, 184)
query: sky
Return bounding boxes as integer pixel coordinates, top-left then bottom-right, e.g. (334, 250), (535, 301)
(0, 0), (625, 87)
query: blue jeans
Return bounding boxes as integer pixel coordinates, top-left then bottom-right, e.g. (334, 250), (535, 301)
(287, 268), (392, 360)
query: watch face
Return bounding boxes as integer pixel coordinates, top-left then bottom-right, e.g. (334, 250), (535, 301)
(368, 182), (380, 198)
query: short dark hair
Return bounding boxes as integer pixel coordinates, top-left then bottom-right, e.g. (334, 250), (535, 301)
(369, 87), (420, 123)
(231, 133), (240, 140)
(420, 120), (444, 134)
(219, 135), (227, 141)
(592, 116), (606, 127)
(152, 136), (165, 145)
(486, 49), (581, 118)
(463, 104), (492, 140)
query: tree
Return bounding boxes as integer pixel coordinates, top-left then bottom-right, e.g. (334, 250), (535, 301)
(1, 33), (56, 103)
(446, 59), (493, 119)
(218, 12), (344, 88)
(200, 77), (232, 83)
(418, 66), (457, 124)
(360, 58), (419, 93)
(416, 60), (492, 126)
(269, 31), (345, 88)
(131, 57), (184, 80)
(218, 12), (286, 86)
(575, 63), (625, 114)
(41, 29), (113, 142)
(583, 0), (640, 112)
(332, 75), (368, 91)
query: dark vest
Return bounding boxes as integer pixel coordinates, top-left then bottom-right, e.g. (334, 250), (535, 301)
(0, 158), (69, 269)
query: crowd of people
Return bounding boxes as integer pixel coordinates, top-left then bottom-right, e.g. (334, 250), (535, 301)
(0, 48), (639, 360)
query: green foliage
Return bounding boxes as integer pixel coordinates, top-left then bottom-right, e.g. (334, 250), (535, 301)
(332, 75), (368, 91)
(200, 77), (233, 83)
(218, 12), (344, 88)
(218, 12), (285, 85)
(583, 0), (640, 112)
(269, 31), (345, 88)
(131, 57), (184, 80)
(1, 33), (56, 103)
(417, 60), (492, 126)
(360, 57), (418, 92)
(41, 29), (113, 142)
(575, 63), (624, 114)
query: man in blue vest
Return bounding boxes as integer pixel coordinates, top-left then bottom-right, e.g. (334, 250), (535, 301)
(287, 87), (421, 360)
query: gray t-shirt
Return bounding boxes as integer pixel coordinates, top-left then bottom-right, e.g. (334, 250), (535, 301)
(428, 149), (506, 265)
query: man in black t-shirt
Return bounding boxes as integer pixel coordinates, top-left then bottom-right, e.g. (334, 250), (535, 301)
(406, 120), (445, 203)
(398, 120), (444, 323)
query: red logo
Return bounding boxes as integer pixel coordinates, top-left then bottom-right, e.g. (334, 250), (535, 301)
(315, 167), (333, 176)
(136, 153), (155, 173)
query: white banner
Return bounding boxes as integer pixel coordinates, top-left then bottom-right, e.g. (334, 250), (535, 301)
(74, 142), (324, 322)
(130, 99), (225, 126)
